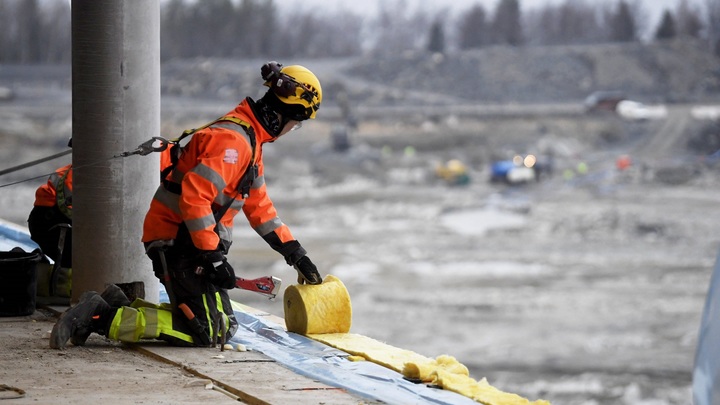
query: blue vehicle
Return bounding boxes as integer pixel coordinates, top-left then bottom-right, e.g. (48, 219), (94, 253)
(490, 160), (517, 182)
(490, 154), (551, 184)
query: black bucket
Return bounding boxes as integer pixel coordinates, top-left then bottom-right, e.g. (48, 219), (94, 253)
(0, 248), (42, 316)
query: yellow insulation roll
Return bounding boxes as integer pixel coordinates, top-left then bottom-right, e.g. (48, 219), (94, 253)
(284, 275), (352, 335)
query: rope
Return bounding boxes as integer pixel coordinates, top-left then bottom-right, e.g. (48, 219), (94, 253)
(0, 171), (66, 188)
(0, 149), (72, 177)
(0, 155), (123, 189)
(0, 122), (223, 188)
(0, 384), (26, 400)
(0, 137), (165, 189)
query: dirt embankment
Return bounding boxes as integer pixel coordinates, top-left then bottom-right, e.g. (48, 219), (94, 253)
(151, 38), (720, 108)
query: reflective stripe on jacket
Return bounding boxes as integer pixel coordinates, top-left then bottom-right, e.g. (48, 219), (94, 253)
(142, 99), (295, 251)
(34, 164), (73, 219)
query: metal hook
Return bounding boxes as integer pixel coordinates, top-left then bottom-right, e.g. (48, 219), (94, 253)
(121, 137), (171, 157)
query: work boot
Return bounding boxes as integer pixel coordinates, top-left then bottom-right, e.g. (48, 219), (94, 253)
(100, 284), (131, 307)
(50, 292), (112, 349)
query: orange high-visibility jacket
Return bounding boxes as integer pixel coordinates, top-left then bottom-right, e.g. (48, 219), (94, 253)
(34, 164), (73, 218)
(142, 99), (295, 252)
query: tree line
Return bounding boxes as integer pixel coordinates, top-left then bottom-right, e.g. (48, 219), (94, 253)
(0, 0), (716, 64)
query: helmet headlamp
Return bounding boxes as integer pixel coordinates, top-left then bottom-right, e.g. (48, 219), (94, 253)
(261, 61), (321, 120)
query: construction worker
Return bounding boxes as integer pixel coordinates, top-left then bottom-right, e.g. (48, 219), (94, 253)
(50, 61), (324, 349)
(27, 164), (73, 269)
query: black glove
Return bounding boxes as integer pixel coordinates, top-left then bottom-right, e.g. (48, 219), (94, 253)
(200, 251), (236, 290)
(261, 235), (306, 265)
(294, 256), (322, 285)
(259, 233), (321, 284)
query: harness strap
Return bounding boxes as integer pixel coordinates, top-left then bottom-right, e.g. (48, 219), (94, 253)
(162, 116), (253, 178)
(55, 167), (72, 220)
(161, 116), (258, 223)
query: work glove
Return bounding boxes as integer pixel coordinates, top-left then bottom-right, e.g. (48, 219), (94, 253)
(260, 233), (322, 285)
(294, 256), (322, 285)
(200, 251), (236, 290)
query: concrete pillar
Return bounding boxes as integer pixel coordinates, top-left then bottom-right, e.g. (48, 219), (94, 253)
(71, 0), (160, 303)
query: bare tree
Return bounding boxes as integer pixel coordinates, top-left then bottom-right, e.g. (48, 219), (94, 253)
(160, 0), (281, 59)
(0, 0), (71, 63)
(563, 1), (606, 43)
(40, 1), (71, 63)
(314, 11), (363, 57)
(236, 0), (278, 57)
(609, 0), (637, 42)
(0, 0), (17, 61)
(161, 0), (191, 59)
(707, 0), (720, 54)
(491, 0), (523, 46)
(17, 0), (42, 62)
(286, 14), (324, 57)
(544, 1), (604, 45)
(370, 0), (429, 55)
(676, 0), (704, 38)
(524, 6), (559, 45)
(274, 8), (363, 58)
(255, 0), (278, 56)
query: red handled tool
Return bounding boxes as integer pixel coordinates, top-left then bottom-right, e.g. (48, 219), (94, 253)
(235, 276), (281, 300)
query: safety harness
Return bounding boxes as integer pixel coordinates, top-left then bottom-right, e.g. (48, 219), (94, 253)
(161, 115), (258, 223)
(55, 167), (73, 220)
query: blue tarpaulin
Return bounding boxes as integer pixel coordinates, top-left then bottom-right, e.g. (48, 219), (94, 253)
(229, 311), (479, 405)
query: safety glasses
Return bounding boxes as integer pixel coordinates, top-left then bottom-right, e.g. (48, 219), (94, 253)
(289, 121), (302, 132)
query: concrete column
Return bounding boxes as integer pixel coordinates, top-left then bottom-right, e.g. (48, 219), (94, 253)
(71, 0), (160, 303)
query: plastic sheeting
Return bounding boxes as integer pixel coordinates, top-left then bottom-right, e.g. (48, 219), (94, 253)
(229, 310), (479, 405)
(0, 219), (40, 253)
(693, 247), (720, 405)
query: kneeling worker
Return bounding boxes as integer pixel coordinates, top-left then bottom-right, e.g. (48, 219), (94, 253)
(28, 163), (73, 269)
(50, 61), (324, 348)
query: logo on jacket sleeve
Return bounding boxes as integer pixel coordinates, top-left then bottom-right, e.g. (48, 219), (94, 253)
(224, 148), (239, 164)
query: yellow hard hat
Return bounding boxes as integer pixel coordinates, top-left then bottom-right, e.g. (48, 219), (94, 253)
(261, 62), (322, 120)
